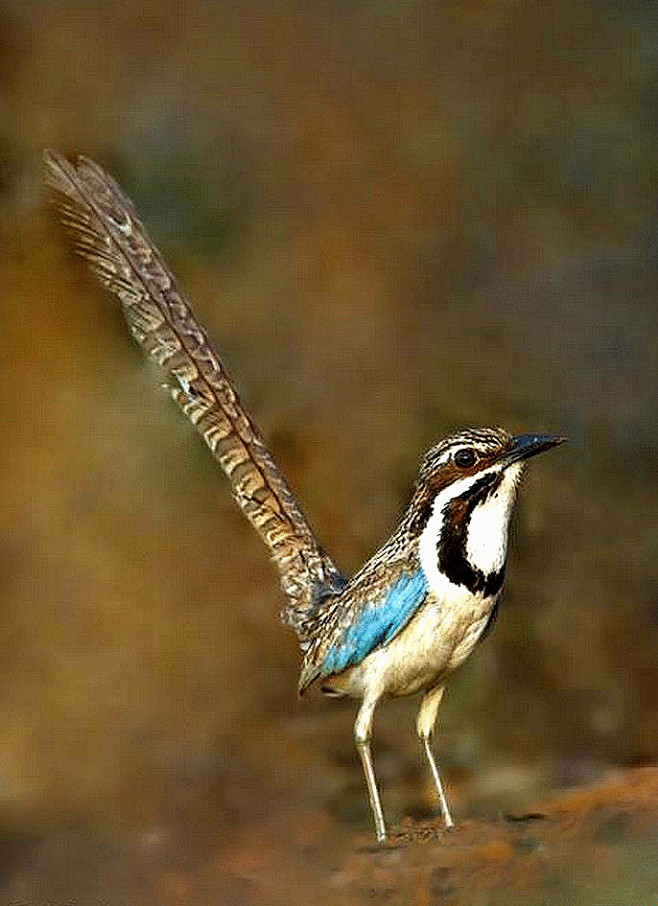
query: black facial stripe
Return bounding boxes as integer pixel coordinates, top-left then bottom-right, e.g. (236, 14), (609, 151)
(453, 470), (503, 506)
(437, 471), (506, 596)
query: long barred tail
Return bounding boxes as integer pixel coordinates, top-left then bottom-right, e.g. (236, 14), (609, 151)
(43, 150), (343, 632)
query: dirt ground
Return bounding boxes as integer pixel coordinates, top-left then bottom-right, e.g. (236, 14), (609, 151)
(1, 766), (656, 905)
(338, 767), (658, 906)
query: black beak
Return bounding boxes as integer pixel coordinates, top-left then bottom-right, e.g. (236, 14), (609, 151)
(502, 433), (567, 467)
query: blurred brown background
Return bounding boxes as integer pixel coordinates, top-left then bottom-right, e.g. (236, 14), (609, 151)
(0, 1), (656, 902)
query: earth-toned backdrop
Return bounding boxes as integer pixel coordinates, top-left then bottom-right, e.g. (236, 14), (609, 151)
(1, 2), (656, 902)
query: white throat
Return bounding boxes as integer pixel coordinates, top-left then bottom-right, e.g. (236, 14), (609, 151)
(464, 463), (522, 574)
(418, 463), (523, 594)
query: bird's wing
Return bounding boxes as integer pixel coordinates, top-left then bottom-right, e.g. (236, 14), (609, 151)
(298, 561), (428, 692)
(43, 150), (343, 631)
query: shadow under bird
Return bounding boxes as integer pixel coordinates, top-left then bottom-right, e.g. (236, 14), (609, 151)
(43, 150), (565, 844)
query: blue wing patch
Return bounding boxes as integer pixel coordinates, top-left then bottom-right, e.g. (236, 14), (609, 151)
(321, 568), (428, 676)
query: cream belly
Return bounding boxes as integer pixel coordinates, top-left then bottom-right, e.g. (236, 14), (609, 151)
(328, 587), (497, 699)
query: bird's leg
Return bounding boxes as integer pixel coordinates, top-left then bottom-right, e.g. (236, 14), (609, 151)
(354, 696), (387, 844)
(416, 685), (454, 829)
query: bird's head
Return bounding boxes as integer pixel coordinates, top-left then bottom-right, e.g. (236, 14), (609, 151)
(408, 427), (565, 592)
(416, 427), (565, 496)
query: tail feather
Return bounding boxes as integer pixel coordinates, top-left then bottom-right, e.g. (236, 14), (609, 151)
(43, 150), (343, 630)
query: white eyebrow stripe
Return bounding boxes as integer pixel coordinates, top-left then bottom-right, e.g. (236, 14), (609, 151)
(428, 439), (502, 468)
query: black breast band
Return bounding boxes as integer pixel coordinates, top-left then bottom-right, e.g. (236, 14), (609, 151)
(437, 472), (506, 597)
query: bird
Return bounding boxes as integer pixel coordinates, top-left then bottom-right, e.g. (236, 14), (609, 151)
(43, 150), (565, 844)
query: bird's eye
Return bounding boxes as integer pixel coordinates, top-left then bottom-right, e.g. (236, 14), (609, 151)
(454, 448), (477, 468)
